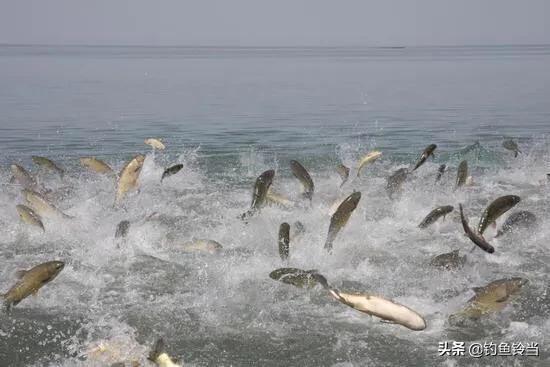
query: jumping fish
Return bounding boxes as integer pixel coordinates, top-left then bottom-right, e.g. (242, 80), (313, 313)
(11, 164), (40, 191)
(435, 164), (446, 183)
(459, 204), (494, 253)
(290, 160), (314, 201)
(115, 220), (131, 239)
(278, 222), (290, 260)
(495, 211), (537, 238)
(336, 164), (350, 187)
(418, 205), (454, 228)
(22, 189), (72, 219)
(386, 168), (408, 200)
(16, 204), (45, 232)
(455, 160), (468, 190)
(2, 261), (64, 313)
(144, 138), (166, 150)
(449, 278), (528, 323)
(314, 274), (426, 331)
(477, 195), (521, 235)
(429, 250), (466, 270)
(115, 155), (145, 205)
(266, 189), (294, 208)
(80, 157), (113, 174)
(502, 139), (521, 158)
(148, 338), (181, 367)
(161, 164), (183, 182)
(241, 169), (275, 219)
(412, 144), (437, 171)
(179, 239), (223, 254)
(269, 268), (319, 288)
(356, 151), (382, 177)
(324, 192), (361, 252)
(31, 156), (64, 177)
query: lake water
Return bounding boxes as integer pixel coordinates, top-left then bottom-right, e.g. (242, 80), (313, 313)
(0, 44), (549, 366)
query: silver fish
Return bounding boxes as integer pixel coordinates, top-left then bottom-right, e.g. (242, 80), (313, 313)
(429, 250), (466, 270)
(455, 160), (468, 190)
(495, 210), (537, 238)
(418, 205), (454, 228)
(324, 192), (361, 252)
(11, 164), (40, 192)
(115, 155), (145, 205)
(269, 268), (319, 288)
(22, 189), (72, 219)
(241, 169), (275, 219)
(290, 160), (314, 201)
(386, 168), (409, 200)
(278, 222), (290, 260)
(32, 156), (64, 177)
(477, 195), (521, 235)
(459, 204), (494, 253)
(161, 164), (183, 183)
(336, 164), (350, 187)
(314, 274), (426, 331)
(16, 204), (45, 232)
(412, 144), (437, 171)
(2, 261), (64, 313)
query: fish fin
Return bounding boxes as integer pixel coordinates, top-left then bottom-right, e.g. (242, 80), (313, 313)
(14, 270), (27, 279)
(311, 274), (344, 301)
(311, 273), (330, 290)
(451, 250), (460, 255)
(514, 151), (518, 158)
(148, 338), (165, 362)
(491, 222), (497, 229)
(306, 269), (319, 274)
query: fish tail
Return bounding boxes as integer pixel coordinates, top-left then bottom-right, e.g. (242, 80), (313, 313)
(148, 338), (166, 362)
(311, 273), (344, 301)
(323, 240), (333, 252)
(311, 273), (330, 290)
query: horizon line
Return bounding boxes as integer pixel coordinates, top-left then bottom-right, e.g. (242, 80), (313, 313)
(1, 42), (549, 49)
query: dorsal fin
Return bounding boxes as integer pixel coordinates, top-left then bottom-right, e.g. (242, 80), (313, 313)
(14, 270), (27, 279)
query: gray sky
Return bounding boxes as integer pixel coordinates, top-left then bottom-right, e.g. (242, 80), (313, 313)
(1, 0), (549, 46)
